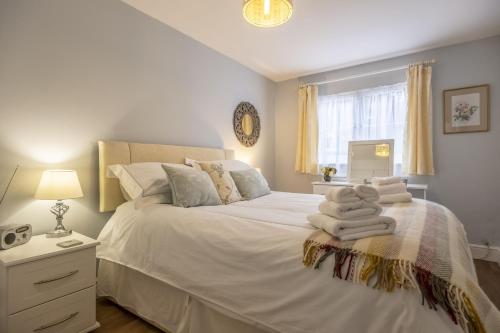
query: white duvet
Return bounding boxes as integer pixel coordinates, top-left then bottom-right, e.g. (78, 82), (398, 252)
(97, 192), (460, 333)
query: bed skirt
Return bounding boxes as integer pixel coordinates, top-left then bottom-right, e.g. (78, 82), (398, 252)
(97, 259), (274, 333)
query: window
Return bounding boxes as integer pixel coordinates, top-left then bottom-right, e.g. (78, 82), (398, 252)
(317, 82), (407, 177)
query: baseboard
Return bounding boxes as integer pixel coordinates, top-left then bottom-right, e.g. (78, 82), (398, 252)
(470, 244), (500, 264)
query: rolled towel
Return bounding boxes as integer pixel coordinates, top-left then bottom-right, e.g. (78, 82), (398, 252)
(378, 192), (412, 204)
(374, 182), (407, 195)
(307, 213), (396, 241)
(319, 201), (382, 220)
(371, 176), (402, 186)
(354, 185), (379, 202)
(325, 187), (360, 203)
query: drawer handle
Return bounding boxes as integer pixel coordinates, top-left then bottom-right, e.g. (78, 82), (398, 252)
(33, 311), (78, 331)
(33, 269), (79, 285)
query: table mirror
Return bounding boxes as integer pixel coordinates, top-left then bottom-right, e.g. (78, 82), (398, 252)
(347, 139), (394, 183)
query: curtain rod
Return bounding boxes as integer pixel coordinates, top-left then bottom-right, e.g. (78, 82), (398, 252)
(300, 59), (435, 88)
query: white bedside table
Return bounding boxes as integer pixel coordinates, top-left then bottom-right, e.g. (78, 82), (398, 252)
(0, 232), (100, 333)
(312, 181), (428, 200)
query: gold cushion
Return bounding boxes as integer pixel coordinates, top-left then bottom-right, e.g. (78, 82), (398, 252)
(200, 162), (242, 204)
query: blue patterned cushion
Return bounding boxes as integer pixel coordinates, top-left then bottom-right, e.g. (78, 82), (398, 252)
(162, 165), (222, 207)
(230, 169), (271, 200)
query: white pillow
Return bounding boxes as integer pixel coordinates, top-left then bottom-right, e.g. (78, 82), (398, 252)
(185, 158), (251, 172)
(108, 162), (188, 200)
(134, 193), (172, 209)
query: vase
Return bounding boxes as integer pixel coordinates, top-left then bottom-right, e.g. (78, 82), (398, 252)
(323, 175), (331, 182)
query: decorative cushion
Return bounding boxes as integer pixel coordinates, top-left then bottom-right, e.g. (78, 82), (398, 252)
(162, 165), (222, 208)
(230, 169), (271, 200)
(185, 158), (251, 172)
(199, 162), (242, 204)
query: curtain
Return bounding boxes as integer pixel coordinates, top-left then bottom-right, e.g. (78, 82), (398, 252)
(317, 83), (407, 177)
(403, 64), (435, 175)
(295, 85), (319, 174)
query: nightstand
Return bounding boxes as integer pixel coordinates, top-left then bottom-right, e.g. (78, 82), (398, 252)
(0, 232), (100, 333)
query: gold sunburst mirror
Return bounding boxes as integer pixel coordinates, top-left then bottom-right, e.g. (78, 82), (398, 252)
(233, 102), (261, 147)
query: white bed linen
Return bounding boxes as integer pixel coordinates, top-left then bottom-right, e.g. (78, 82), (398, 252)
(98, 259), (273, 333)
(97, 192), (460, 333)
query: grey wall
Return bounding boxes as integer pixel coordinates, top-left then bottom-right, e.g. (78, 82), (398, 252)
(275, 36), (500, 246)
(2, 0), (498, 247)
(0, 0), (276, 238)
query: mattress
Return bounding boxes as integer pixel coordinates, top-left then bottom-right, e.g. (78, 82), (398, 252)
(96, 191), (461, 333)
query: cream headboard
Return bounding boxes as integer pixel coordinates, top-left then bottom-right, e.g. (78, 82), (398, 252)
(98, 141), (235, 212)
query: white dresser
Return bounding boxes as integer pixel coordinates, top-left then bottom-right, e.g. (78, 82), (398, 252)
(0, 232), (100, 333)
(312, 181), (428, 199)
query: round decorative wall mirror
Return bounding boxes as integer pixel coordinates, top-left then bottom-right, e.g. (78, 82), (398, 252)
(233, 102), (260, 147)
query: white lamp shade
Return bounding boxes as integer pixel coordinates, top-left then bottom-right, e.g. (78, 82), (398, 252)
(35, 170), (84, 200)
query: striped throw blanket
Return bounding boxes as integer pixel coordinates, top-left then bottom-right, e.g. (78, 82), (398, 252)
(303, 199), (500, 333)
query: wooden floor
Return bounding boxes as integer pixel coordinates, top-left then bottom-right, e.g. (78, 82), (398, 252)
(93, 260), (500, 333)
(474, 259), (500, 309)
(94, 298), (164, 333)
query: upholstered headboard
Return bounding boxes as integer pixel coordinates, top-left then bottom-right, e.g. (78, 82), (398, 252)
(98, 141), (235, 212)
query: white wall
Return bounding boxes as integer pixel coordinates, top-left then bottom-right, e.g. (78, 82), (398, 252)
(0, 0), (276, 238)
(275, 36), (500, 246)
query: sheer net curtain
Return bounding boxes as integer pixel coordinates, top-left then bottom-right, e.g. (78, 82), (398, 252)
(317, 82), (408, 177)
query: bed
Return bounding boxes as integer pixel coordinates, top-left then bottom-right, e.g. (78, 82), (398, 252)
(96, 141), (499, 333)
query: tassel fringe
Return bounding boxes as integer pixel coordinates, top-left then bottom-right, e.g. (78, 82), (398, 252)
(303, 240), (485, 333)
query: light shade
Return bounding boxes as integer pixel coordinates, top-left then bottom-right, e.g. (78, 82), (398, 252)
(35, 170), (83, 200)
(243, 0), (293, 28)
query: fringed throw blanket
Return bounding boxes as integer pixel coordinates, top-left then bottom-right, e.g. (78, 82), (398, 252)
(303, 200), (500, 333)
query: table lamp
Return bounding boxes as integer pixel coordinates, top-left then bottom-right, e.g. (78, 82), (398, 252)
(35, 170), (83, 238)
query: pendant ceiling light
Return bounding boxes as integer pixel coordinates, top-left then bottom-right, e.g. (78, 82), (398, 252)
(243, 0), (293, 28)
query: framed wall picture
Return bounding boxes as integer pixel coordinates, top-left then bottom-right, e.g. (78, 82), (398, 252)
(443, 84), (489, 134)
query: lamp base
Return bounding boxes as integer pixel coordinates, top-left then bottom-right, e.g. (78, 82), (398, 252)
(46, 229), (72, 238)
(47, 200), (72, 238)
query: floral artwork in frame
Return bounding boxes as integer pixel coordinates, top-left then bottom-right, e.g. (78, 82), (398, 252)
(443, 85), (489, 134)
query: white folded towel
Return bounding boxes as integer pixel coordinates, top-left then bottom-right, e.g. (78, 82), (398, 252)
(354, 185), (379, 202)
(307, 213), (396, 241)
(378, 192), (413, 204)
(325, 187), (360, 203)
(374, 182), (407, 195)
(319, 201), (382, 220)
(371, 176), (402, 186)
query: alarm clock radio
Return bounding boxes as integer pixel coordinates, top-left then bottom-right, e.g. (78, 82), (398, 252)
(0, 224), (32, 250)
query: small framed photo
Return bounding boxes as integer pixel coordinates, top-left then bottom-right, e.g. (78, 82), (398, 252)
(443, 84), (489, 134)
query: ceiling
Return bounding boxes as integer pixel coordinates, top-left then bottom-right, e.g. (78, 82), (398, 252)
(122, 0), (500, 82)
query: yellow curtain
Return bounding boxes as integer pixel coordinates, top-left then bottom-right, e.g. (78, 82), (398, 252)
(404, 64), (435, 175)
(295, 85), (319, 174)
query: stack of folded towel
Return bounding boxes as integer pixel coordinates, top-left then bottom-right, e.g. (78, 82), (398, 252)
(372, 176), (412, 204)
(308, 185), (396, 241)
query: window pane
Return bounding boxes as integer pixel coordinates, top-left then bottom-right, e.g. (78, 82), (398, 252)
(317, 82), (407, 177)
